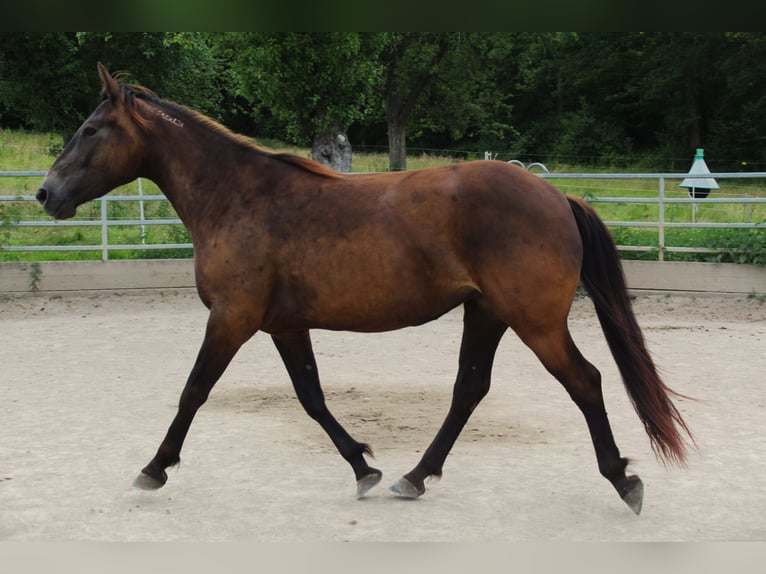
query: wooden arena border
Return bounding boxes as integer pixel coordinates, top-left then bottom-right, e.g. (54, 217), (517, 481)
(0, 259), (764, 296)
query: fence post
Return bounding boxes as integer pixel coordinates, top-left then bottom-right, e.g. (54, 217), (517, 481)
(100, 198), (109, 261)
(138, 177), (146, 245)
(658, 176), (665, 262)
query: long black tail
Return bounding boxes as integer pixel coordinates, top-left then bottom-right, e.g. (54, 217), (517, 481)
(567, 195), (693, 466)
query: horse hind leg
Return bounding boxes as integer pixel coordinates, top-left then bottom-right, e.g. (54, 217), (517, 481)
(520, 324), (645, 514)
(391, 298), (508, 498)
(271, 331), (382, 498)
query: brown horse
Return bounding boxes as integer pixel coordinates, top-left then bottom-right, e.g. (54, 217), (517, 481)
(37, 63), (692, 514)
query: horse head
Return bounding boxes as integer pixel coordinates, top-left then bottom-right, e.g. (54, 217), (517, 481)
(36, 62), (146, 220)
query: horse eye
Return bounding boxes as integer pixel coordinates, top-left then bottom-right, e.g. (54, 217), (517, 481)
(83, 126), (98, 137)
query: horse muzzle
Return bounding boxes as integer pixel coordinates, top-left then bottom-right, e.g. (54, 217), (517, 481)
(36, 186), (77, 220)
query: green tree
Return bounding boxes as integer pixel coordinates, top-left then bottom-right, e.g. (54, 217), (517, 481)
(378, 33), (486, 170)
(0, 33), (223, 136)
(0, 33), (88, 132)
(708, 33), (766, 169)
(227, 32), (383, 171)
(400, 32), (516, 157)
(503, 33), (745, 167)
(633, 33), (728, 162)
(502, 32), (635, 165)
(75, 33), (224, 118)
(6, 32), (766, 172)
(227, 32), (515, 171)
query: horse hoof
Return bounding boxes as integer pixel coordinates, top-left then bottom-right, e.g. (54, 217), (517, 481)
(356, 470), (383, 498)
(389, 477), (424, 499)
(132, 472), (166, 490)
(620, 476), (644, 515)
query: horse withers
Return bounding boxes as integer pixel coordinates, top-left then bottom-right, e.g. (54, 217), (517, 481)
(37, 63), (693, 514)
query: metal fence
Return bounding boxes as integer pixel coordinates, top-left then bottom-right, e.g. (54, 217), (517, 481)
(1, 170), (765, 262)
(540, 171), (766, 261)
(0, 171), (191, 261)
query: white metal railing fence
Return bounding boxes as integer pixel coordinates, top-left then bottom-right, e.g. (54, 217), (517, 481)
(1, 170), (765, 262)
(539, 172), (766, 261)
(0, 171), (191, 261)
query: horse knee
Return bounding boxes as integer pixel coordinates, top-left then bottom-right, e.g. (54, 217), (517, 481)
(295, 390), (328, 421)
(453, 367), (492, 408)
(302, 403), (327, 421)
(470, 378), (492, 403)
(179, 385), (211, 411)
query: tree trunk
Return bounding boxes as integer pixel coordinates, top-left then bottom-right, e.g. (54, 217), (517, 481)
(387, 121), (407, 172)
(312, 123), (352, 172)
(386, 93), (407, 171)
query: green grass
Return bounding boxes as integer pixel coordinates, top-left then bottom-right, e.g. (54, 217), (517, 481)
(550, 176), (766, 226)
(0, 129), (60, 172)
(548, 175), (766, 264)
(2, 130), (764, 264)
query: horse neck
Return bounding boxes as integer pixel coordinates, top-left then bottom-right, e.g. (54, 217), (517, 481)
(140, 115), (255, 232)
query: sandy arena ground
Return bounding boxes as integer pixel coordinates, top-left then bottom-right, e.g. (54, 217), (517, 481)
(1, 289), (765, 541)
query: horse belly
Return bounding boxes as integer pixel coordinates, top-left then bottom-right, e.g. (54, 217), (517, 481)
(263, 241), (477, 333)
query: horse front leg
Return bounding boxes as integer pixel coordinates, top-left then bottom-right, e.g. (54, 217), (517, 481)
(271, 330), (382, 498)
(391, 298), (508, 498)
(133, 310), (251, 489)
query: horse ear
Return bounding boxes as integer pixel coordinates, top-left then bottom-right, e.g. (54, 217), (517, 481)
(97, 62), (122, 106)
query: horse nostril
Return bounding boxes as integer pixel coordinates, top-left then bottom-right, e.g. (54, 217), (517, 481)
(36, 188), (48, 204)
